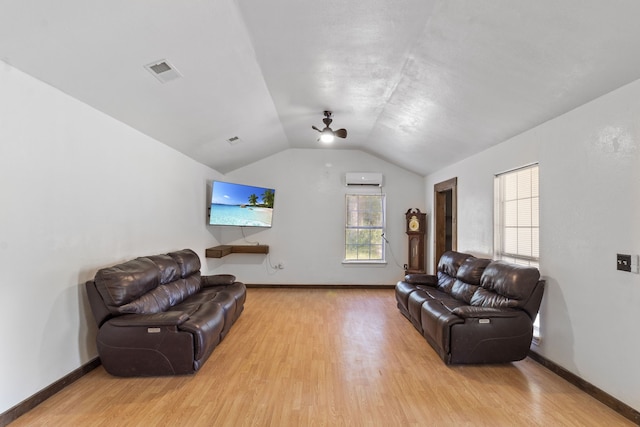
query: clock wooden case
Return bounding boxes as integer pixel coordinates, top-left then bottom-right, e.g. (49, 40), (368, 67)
(405, 208), (426, 275)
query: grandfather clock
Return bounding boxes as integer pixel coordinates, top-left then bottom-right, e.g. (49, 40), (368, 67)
(405, 208), (426, 274)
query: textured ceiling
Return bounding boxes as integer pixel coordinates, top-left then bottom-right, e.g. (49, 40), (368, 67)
(2, 0), (640, 175)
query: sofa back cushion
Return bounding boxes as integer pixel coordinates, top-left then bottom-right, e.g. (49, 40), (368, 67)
(95, 257), (161, 310)
(95, 250), (202, 315)
(436, 251), (475, 294)
(450, 257), (491, 303)
(471, 261), (541, 309)
(117, 275), (202, 314)
(168, 249), (201, 278)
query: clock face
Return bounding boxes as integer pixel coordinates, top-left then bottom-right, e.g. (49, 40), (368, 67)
(409, 216), (420, 231)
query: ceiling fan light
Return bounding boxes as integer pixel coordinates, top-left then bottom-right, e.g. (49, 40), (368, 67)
(320, 130), (335, 143)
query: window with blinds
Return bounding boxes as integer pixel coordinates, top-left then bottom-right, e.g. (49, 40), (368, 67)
(494, 164), (539, 267)
(344, 194), (386, 262)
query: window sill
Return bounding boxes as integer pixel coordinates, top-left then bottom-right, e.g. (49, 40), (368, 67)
(342, 260), (388, 265)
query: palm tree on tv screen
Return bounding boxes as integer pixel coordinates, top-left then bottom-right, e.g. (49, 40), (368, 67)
(261, 189), (274, 208)
(248, 194), (258, 206)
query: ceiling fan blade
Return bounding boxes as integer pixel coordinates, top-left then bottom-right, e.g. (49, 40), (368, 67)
(312, 125), (322, 132)
(334, 128), (347, 139)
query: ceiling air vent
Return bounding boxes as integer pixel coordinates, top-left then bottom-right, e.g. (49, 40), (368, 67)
(144, 59), (182, 83)
(226, 136), (243, 145)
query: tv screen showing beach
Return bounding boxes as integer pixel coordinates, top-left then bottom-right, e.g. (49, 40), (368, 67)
(209, 181), (275, 227)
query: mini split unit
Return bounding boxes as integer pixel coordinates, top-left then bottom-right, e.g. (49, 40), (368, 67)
(345, 172), (383, 187)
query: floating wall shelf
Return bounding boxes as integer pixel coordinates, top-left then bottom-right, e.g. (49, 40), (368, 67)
(205, 245), (269, 258)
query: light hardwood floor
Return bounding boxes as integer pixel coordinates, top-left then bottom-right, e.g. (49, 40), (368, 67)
(11, 288), (634, 426)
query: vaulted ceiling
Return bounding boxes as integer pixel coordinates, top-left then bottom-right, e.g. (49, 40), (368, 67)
(3, 1), (640, 175)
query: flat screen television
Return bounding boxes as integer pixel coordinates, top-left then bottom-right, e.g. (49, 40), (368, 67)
(209, 181), (275, 227)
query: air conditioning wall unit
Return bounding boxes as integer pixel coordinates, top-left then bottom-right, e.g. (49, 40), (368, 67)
(345, 172), (384, 187)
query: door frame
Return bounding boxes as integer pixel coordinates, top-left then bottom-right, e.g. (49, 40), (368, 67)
(433, 177), (458, 270)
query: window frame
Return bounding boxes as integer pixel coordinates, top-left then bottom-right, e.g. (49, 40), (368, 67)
(493, 163), (539, 267)
(343, 191), (386, 264)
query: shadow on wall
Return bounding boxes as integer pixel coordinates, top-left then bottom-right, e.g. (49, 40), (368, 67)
(35, 276), (98, 382)
(533, 276), (576, 372)
(78, 270), (99, 362)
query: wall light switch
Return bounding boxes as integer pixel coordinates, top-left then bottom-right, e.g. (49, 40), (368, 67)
(617, 254), (631, 272)
(616, 254), (639, 273)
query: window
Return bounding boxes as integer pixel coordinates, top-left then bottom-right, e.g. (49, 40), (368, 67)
(494, 163), (540, 340)
(494, 164), (539, 267)
(344, 194), (385, 262)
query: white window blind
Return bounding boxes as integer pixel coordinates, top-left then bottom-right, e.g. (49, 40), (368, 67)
(494, 164), (539, 267)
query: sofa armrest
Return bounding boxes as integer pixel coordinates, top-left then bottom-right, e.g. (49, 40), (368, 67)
(108, 311), (189, 327)
(452, 306), (522, 319)
(404, 274), (437, 287)
(202, 274), (237, 287)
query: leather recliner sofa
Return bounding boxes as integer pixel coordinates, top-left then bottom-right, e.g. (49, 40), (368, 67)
(396, 251), (544, 364)
(86, 248), (246, 376)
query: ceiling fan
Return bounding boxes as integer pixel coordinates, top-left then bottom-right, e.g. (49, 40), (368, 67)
(312, 111), (347, 143)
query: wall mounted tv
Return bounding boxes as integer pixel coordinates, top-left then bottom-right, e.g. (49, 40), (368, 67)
(209, 181), (275, 227)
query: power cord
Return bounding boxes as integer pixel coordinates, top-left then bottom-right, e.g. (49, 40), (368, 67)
(265, 253), (279, 275)
(240, 226), (261, 245)
(382, 232), (405, 269)
(239, 227), (279, 274)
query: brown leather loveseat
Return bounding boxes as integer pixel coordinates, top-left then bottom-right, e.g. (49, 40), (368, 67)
(86, 248), (246, 376)
(395, 251), (544, 364)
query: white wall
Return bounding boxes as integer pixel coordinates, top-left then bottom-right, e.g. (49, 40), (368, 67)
(425, 79), (640, 411)
(210, 148), (425, 285)
(0, 62), (223, 413)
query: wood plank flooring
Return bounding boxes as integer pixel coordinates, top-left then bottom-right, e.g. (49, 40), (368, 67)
(10, 288), (634, 426)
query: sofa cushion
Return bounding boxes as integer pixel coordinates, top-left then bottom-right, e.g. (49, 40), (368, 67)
(168, 249), (201, 278)
(395, 280), (419, 312)
(421, 300), (465, 354)
(118, 285), (173, 314)
(113, 275), (202, 315)
(146, 254), (181, 284)
(450, 257), (491, 303)
(95, 252), (204, 315)
(471, 261), (541, 309)
(95, 257), (160, 310)
(457, 257), (491, 285)
(178, 302), (225, 361)
(450, 280), (478, 304)
(436, 251), (475, 294)
(407, 290), (431, 331)
(403, 274), (437, 286)
(438, 251), (472, 277)
(203, 274), (237, 286)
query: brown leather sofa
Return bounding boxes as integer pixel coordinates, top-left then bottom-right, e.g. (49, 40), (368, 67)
(396, 251), (544, 364)
(86, 248), (246, 376)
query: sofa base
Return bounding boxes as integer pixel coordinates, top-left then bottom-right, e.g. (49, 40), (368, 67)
(97, 324), (196, 377)
(448, 315), (533, 364)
